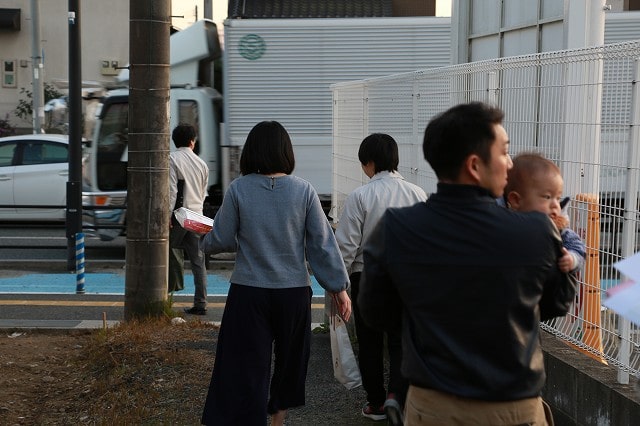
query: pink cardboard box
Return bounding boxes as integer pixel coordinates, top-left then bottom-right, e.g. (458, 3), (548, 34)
(173, 207), (213, 234)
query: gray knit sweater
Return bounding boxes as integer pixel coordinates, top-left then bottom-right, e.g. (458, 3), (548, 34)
(200, 174), (349, 293)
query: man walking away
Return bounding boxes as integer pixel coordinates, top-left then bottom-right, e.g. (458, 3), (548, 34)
(169, 123), (209, 315)
(359, 102), (576, 425)
(336, 133), (427, 425)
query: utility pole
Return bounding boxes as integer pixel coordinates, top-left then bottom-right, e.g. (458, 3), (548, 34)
(124, 0), (171, 319)
(30, 0), (44, 133)
(66, 0), (83, 287)
(204, 0), (212, 20)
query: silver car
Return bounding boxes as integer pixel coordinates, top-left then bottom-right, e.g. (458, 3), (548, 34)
(0, 134), (73, 221)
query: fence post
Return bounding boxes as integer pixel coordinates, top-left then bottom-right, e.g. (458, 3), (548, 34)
(572, 194), (606, 364)
(487, 71), (498, 105)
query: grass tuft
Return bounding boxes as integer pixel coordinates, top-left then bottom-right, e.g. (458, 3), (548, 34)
(75, 318), (218, 424)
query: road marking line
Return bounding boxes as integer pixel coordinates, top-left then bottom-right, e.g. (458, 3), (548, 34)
(0, 300), (325, 309)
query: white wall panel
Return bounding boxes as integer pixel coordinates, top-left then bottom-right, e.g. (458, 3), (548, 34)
(470, 35), (500, 61)
(503, 27), (538, 56)
(540, 21), (564, 52)
(470, 0), (501, 35)
(503, 0), (538, 28)
(541, 0), (565, 20)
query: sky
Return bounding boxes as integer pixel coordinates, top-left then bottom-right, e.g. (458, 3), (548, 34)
(436, 1), (452, 16)
(171, 0), (452, 30)
(172, 0), (228, 30)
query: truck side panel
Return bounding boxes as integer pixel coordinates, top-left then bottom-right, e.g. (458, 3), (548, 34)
(223, 17), (451, 196)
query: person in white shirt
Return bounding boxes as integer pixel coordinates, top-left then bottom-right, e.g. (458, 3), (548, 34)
(335, 133), (427, 425)
(168, 123), (209, 315)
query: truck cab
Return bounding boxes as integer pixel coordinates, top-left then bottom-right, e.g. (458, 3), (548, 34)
(83, 20), (223, 240)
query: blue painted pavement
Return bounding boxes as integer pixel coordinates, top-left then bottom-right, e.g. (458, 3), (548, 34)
(0, 271), (326, 296)
(0, 273), (619, 297)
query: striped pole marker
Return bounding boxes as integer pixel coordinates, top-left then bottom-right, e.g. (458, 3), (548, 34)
(75, 232), (85, 294)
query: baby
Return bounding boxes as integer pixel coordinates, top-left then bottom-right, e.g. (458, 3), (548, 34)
(504, 153), (585, 273)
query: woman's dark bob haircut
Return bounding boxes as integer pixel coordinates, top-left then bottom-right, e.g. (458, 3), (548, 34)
(240, 121), (295, 175)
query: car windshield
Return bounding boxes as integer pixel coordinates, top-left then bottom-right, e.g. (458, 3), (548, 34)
(96, 102), (128, 190)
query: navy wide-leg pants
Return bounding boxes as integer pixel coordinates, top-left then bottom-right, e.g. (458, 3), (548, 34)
(201, 283), (312, 426)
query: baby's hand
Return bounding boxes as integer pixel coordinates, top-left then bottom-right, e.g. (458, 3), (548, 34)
(551, 214), (569, 231)
(558, 247), (574, 273)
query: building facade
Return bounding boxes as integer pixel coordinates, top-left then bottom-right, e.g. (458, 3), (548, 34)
(0, 0), (130, 132)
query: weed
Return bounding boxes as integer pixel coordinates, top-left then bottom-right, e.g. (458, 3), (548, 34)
(0, 113), (15, 137)
(78, 318), (217, 424)
(312, 322), (329, 334)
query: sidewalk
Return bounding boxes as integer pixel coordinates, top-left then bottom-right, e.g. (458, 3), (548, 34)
(0, 292), (330, 330)
(0, 264), (328, 329)
(0, 264), (380, 424)
(0, 295), (374, 425)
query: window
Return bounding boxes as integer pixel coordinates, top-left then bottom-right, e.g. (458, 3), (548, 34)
(41, 142), (68, 163)
(0, 8), (21, 31)
(21, 143), (44, 165)
(178, 100), (200, 154)
(96, 101), (128, 190)
(20, 141), (69, 165)
(2, 60), (16, 88)
(0, 142), (17, 167)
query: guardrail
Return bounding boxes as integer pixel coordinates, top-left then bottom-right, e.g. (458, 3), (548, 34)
(0, 204), (127, 230)
(0, 203), (128, 274)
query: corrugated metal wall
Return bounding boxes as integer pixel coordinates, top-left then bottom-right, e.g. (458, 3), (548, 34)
(605, 11), (640, 43)
(223, 17), (451, 194)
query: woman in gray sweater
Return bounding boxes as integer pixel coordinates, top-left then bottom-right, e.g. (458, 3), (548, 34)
(199, 121), (352, 426)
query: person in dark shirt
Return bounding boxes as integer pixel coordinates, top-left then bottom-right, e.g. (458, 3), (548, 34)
(359, 102), (576, 425)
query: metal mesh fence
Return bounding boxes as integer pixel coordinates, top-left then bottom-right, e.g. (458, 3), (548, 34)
(331, 40), (640, 380)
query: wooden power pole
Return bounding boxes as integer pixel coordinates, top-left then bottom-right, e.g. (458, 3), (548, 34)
(124, 0), (171, 320)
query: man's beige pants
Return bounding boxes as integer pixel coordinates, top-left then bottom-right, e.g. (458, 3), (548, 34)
(404, 385), (553, 425)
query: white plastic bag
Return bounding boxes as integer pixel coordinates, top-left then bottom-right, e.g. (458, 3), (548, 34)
(329, 313), (362, 390)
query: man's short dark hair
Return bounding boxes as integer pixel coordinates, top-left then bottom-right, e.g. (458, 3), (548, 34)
(423, 102), (504, 180)
(172, 123), (196, 148)
(358, 133), (399, 173)
(240, 121), (295, 175)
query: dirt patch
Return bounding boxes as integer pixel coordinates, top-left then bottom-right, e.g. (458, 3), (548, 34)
(0, 320), (371, 425)
(0, 320), (215, 425)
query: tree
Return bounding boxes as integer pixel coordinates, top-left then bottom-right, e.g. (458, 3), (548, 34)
(14, 83), (64, 122)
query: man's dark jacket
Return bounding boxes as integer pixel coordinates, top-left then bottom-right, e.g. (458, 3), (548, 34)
(359, 184), (577, 401)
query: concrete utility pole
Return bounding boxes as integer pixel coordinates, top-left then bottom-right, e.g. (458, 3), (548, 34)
(124, 0), (171, 320)
(30, 0), (44, 133)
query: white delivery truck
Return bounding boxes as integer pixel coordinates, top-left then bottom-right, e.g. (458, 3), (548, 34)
(222, 16), (451, 209)
(83, 20), (223, 239)
(84, 16), (451, 238)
